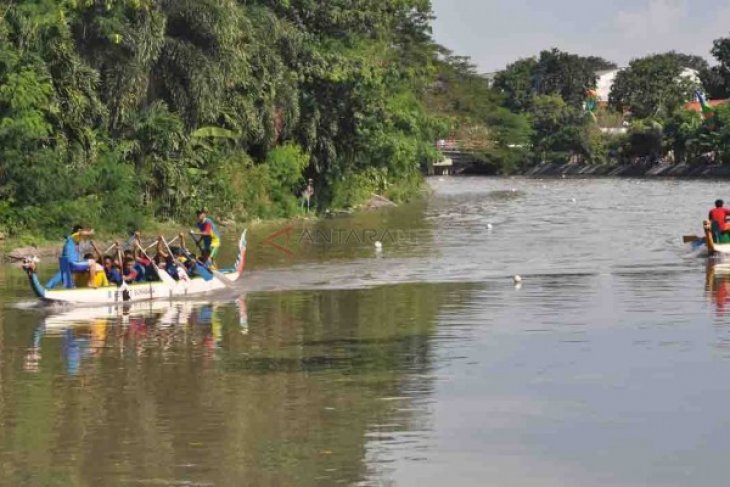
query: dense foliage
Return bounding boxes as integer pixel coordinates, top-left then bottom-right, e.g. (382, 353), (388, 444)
(493, 49), (613, 111)
(0, 0), (448, 237)
(608, 52), (700, 118)
(424, 49), (531, 173)
(490, 44), (730, 169)
(605, 45), (730, 165)
(9, 2), (730, 241)
(487, 48), (611, 167)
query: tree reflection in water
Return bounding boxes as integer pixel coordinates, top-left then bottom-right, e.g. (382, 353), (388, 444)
(2, 283), (474, 486)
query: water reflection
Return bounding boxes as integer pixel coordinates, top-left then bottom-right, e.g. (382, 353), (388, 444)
(1, 283), (475, 486)
(26, 299), (250, 376)
(10, 177), (730, 486)
(706, 262), (730, 316)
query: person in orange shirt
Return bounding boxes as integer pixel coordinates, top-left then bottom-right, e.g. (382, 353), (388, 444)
(709, 199), (730, 243)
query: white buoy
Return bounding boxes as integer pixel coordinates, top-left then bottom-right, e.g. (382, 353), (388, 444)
(511, 188), (517, 192)
(513, 275), (522, 284)
(487, 223), (493, 230)
(571, 198), (577, 203)
(374, 241), (383, 251)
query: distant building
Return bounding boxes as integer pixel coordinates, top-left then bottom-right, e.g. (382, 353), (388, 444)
(595, 69), (620, 104)
(480, 72), (497, 87)
(684, 99), (730, 113)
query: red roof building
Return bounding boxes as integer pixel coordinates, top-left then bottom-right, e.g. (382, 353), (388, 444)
(684, 99), (730, 112)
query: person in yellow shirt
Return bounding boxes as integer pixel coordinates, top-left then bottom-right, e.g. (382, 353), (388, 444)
(77, 253), (109, 288)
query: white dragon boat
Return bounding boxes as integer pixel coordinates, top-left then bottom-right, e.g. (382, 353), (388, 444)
(703, 220), (730, 256)
(21, 231), (247, 305)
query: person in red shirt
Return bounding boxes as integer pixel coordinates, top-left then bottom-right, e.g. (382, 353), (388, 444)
(709, 199), (730, 242)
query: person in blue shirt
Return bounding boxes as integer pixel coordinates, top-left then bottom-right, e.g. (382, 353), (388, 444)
(46, 225), (95, 289)
(103, 256), (123, 286)
(122, 249), (147, 282)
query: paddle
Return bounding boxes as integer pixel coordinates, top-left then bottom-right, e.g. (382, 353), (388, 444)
(134, 241), (176, 286)
(142, 235), (179, 252)
(110, 241), (131, 300)
(178, 234), (215, 282)
(683, 234), (708, 250)
(187, 231), (236, 288)
(188, 230), (205, 253)
(692, 238), (706, 250)
(159, 235), (192, 282)
(190, 230), (236, 289)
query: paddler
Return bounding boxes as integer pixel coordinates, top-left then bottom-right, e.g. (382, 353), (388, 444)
(191, 209), (221, 262)
(103, 256), (123, 286)
(709, 199), (730, 243)
(46, 225), (95, 289)
(83, 253), (109, 288)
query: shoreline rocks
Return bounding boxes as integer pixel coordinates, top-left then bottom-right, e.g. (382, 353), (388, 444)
(523, 161), (730, 179)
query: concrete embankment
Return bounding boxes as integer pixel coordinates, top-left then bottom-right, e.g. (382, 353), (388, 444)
(524, 161), (730, 178)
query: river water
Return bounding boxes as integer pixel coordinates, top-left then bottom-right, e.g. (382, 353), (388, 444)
(1, 177), (729, 486)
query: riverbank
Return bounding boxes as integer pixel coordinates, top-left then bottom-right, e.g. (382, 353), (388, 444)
(1, 193), (401, 262)
(1, 219), (285, 262)
(523, 161), (730, 178)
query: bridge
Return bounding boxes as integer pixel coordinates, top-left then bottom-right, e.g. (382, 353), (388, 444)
(430, 139), (491, 175)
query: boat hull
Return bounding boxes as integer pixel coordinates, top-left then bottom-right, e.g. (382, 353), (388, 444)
(34, 271), (239, 305)
(703, 221), (730, 256)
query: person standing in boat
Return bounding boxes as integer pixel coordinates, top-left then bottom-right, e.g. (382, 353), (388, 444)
(191, 209), (221, 261)
(710, 199), (730, 243)
(46, 225), (95, 289)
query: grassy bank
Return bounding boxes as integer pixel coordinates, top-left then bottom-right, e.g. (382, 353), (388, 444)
(0, 183), (417, 261)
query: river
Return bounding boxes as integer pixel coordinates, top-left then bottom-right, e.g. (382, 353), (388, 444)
(0, 177), (728, 486)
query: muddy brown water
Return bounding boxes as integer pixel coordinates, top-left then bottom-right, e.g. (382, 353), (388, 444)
(1, 177), (729, 486)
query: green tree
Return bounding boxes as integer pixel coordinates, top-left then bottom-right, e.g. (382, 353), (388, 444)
(700, 37), (730, 99)
(609, 53), (700, 119)
(493, 49), (603, 111)
(529, 94), (598, 164)
(584, 56), (617, 72)
(491, 57), (538, 112)
(532, 49), (598, 107)
(623, 119), (664, 160)
(675, 53), (709, 71)
(663, 109), (702, 163)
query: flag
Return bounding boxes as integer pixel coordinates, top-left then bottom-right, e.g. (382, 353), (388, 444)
(696, 90), (715, 121)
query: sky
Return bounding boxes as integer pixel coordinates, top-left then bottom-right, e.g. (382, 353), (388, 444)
(430, 0), (730, 73)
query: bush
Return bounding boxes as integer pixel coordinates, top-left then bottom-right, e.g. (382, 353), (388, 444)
(265, 143), (310, 217)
